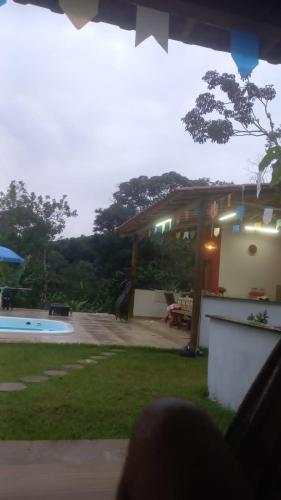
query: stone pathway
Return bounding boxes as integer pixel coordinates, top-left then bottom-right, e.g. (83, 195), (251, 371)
(63, 364), (84, 370)
(44, 370), (68, 377)
(21, 376), (49, 383)
(0, 382), (26, 392)
(0, 350), (126, 393)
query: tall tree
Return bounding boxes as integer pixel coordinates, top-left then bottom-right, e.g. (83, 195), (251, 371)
(0, 180), (77, 305)
(182, 71), (281, 188)
(93, 172), (212, 232)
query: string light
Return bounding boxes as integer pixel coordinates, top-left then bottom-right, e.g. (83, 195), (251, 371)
(244, 225), (279, 234)
(155, 218), (172, 227)
(218, 212), (237, 221)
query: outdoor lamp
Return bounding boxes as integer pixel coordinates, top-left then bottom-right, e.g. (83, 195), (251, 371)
(204, 240), (218, 252)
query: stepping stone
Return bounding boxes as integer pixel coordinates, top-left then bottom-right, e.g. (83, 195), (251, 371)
(63, 364), (84, 370)
(90, 356), (106, 360)
(21, 376), (49, 383)
(44, 370), (67, 377)
(77, 359), (98, 364)
(101, 352), (117, 356)
(0, 382), (26, 392)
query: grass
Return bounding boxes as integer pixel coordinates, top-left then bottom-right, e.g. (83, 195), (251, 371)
(0, 344), (234, 440)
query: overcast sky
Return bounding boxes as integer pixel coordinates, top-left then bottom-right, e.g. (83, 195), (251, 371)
(1, 2), (281, 237)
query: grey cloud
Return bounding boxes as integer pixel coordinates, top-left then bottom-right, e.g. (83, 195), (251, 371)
(0, 2), (280, 236)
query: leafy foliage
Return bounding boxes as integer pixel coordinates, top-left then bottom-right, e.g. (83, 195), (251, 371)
(247, 310), (269, 325)
(93, 172), (225, 232)
(1, 174), (222, 313)
(182, 71), (281, 189)
(0, 181), (77, 307)
(182, 71), (280, 146)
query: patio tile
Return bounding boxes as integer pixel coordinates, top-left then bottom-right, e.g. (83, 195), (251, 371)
(21, 376), (49, 383)
(44, 370), (67, 377)
(0, 382), (26, 392)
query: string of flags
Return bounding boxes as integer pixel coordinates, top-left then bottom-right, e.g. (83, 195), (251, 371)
(230, 31), (259, 79)
(6, 0), (259, 78)
(146, 191), (281, 241)
(59, 0), (99, 30)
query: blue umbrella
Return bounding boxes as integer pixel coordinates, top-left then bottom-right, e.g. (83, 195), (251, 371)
(0, 246), (24, 264)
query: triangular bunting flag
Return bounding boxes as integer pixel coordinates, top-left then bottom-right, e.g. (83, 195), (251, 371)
(213, 227), (220, 238)
(183, 231), (189, 239)
(263, 208), (273, 225)
(232, 225), (240, 233)
(135, 5), (169, 52)
(236, 206), (245, 221)
(209, 201), (219, 219)
(175, 231), (181, 240)
(230, 31), (259, 79)
(256, 171), (262, 198)
(59, 0), (99, 29)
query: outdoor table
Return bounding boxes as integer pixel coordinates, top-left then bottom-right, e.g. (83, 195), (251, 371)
(169, 297), (193, 329)
(49, 303), (71, 317)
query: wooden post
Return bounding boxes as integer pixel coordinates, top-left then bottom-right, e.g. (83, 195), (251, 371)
(189, 201), (206, 351)
(128, 234), (139, 319)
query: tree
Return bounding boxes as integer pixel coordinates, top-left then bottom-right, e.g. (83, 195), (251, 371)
(182, 71), (281, 187)
(0, 181), (77, 251)
(0, 181), (77, 305)
(94, 172), (211, 232)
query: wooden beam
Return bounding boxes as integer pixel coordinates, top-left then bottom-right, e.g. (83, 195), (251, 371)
(128, 0), (281, 38)
(189, 200), (206, 352)
(181, 17), (197, 40)
(128, 235), (139, 319)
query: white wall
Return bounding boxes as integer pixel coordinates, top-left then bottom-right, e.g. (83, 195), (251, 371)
(219, 225), (281, 300)
(208, 317), (280, 410)
(133, 289), (167, 318)
(199, 295), (281, 348)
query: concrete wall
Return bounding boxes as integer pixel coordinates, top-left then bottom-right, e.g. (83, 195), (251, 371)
(133, 289), (168, 318)
(208, 317), (280, 410)
(199, 295), (281, 348)
(219, 225), (281, 300)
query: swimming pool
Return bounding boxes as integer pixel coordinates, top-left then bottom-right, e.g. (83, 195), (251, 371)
(0, 316), (73, 334)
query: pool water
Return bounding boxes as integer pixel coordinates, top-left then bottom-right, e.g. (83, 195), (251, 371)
(0, 316), (73, 334)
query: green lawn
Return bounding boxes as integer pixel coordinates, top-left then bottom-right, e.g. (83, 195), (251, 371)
(0, 344), (233, 440)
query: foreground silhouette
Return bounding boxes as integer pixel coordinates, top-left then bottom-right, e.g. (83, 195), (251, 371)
(116, 398), (251, 500)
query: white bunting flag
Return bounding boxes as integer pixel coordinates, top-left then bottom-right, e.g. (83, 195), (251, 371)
(135, 5), (169, 52)
(59, 0), (99, 29)
(213, 227), (221, 238)
(256, 171), (262, 198)
(263, 208), (273, 225)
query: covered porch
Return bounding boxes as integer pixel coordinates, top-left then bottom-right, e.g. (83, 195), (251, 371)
(117, 184), (281, 350)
